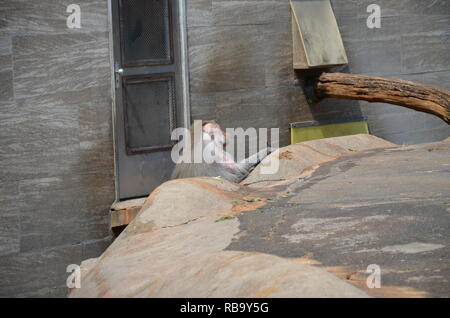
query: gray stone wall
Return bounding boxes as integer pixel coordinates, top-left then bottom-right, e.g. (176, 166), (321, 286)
(186, 0), (362, 147)
(0, 0), (449, 298)
(331, 0), (450, 144)
(0, 1), (114, 297)
(186, 0), (450, 146)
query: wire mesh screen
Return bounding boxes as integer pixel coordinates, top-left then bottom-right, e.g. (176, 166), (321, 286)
(124, 76), (176, 154)
(120, 0), (172, 66)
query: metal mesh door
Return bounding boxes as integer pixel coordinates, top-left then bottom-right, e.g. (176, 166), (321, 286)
(123, 75), (176, 154)
(113, 0), (185, 199)
(119, 0), (173, 66)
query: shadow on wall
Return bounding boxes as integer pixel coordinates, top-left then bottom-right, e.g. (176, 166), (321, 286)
(295, 65), (364, 123)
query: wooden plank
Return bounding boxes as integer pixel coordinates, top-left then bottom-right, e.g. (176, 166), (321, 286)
(110, 197), (146, 228)
(292, 12), (309, 69)
(290, 0), (348, 69)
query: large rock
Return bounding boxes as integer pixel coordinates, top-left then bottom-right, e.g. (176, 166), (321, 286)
(243, 134), (396, 188)
(69, 177), (367, 297)
(70, 135), (450, 297)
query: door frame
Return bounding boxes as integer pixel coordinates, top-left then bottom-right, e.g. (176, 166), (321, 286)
(107, 0), (191, 202)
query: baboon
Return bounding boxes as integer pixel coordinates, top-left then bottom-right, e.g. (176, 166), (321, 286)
(171, 121), (274, 183)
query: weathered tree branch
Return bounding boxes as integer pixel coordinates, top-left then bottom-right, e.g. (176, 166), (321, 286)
(314, 72), (450, 124)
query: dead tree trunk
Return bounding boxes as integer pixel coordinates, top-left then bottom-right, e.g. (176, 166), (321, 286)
(314, 72), (450, 124)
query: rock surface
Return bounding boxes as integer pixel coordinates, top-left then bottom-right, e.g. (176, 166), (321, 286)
(69, 177), (367, 297)
(243, 134), (396, 187)
(69, 135), (450, 297)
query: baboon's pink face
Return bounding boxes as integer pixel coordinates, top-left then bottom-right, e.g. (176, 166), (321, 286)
(203, 122), (226, 149)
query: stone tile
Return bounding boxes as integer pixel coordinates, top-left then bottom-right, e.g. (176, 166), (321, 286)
(0, 69), (13, 102)
(12, 32), (110, 99)
(187, 41), (217, 94)
(333, 1), (450, 40)
(401, 34), (450, 73)
(18, 171), (114, 252)
(78, 136), (114, 173)
(212, 1), (290, 26)
(420, 112), (450, 132)
(216, 103), (270, 131)
(77, 85), (114, 173)
(367, 109), (429, 136)
(0, 146), (82, 183)
(363, 101), (450, 145)
(264, 85), (305, 123)
(215, 86), (267, 109)
(0, 102), (28, 185)
(344, 38), (402, 76)
(215, 85), (304, 147)
(264, 22), (294, 87)
(0, 243), (83, 297)
(0, 101), (23, 155)
(0, 85), (115, 181)
(336, 20), (363, 47)
(418, 71), (450, 90)
(310, 98), (364, 123)
(188, 25), (265, 93)
(17, 176), (82, 252)
(0, 208), (20, 256)
(332, 0), (450, 19)
(0, 35), (13, 101)
(330, 0), (363, 18)
(187, 0), (212, 27)
(366, 0), (450, 17)
(381, 126), (450, 145)
(0, 91), (81, 181)
(360, 101), (403, 117)
(0, 179), (20, 256)
(82, 237), (112, 260)
(76, 206), (113, 245)
(190, 92), (216, 121)
(362, 98), (450, 145)
(15, 92), (80, 152)
(0, 0), (114, 299)
(0, 0), (108, 35)
(394, 14), (450, 38)
(0, 35), (11, 56)
(0, 177), (20, 208)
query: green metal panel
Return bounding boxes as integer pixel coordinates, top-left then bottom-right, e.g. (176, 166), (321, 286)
(290, 120), (369, 144)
